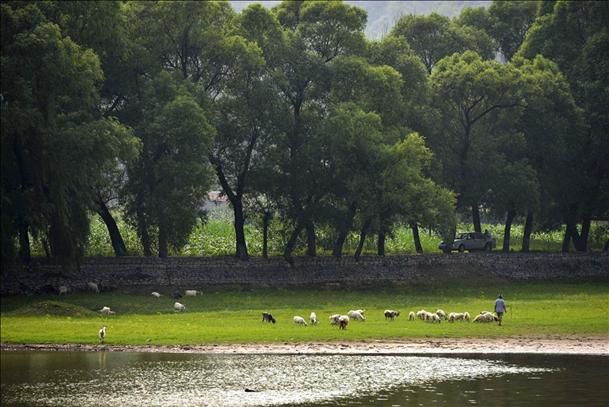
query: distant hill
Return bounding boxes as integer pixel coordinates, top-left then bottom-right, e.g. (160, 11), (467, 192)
(230, 1), (490, 39)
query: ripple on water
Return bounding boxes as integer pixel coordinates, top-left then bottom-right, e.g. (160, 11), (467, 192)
(2, 354), (554, 407)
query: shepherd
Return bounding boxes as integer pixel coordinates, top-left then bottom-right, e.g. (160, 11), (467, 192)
(494, 294), (507, 326)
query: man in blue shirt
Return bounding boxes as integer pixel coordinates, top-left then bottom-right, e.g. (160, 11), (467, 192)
(494, 294), (507, 326)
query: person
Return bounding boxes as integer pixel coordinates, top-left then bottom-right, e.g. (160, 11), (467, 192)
(494, 294), (507, 326)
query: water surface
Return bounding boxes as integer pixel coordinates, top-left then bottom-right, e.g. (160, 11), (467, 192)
(1, 351), (607, 406)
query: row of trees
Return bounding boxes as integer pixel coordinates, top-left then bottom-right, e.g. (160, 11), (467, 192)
(2, 1), (608, 266)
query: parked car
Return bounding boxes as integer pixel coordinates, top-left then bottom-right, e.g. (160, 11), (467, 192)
(439, 232), (496, 253)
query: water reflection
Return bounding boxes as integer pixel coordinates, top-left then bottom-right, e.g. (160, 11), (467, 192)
(1, 352), (607, 406)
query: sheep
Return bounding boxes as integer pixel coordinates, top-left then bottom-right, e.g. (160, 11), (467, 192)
(473, 312), (498, 323)
(98, 326), (106, 343)
(310, 312), (318, 325)
(293, 316), (307, 326)
(172, 291), (183, 299)
(416, 310), (428, 320)
(184, 290), (199, 297)
(262, 312), (276, 324)
(347, 310), (366, 321)
(436, 309), (447, 320)
(428, 313), (441, 323)
(338, 315), (349, 330)
(58, 286), (69, 295)
(87, 282), (100, 293)
(352, 309), (365, 315)
(329, 314), (341, 325)
(408, 311), (416, 321)
(448, 312), (470, 322)
(384, 310), (400, 320)
(99, 306), (115, 316)
(174, 302), (186, 312)
(151, 292), (162, 298)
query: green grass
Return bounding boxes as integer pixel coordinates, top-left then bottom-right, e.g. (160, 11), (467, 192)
(2, 281), (608, 345)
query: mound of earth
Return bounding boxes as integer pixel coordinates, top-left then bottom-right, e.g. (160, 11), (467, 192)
(12, 301), (98, 317)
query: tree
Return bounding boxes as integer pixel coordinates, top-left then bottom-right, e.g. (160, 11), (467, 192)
(429, 51), (522, 233)
(519, 1), (609, 251)
(1, 2), (137, 265)
(123, 75), (214, 258)
(390, 12), (494, 73)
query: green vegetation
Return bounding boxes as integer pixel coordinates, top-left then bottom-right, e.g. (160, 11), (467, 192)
(2, 282), (607, 345)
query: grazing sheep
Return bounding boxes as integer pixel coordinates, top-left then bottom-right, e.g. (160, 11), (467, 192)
(310, 312), (318, 325)
(408, 311), (416, 321)
(448, 312), (470, 322)
(428, 313), (441, 323)
(87, 282), (100, 293)
(473, 312), (498, 323)
(174, 302), (186, 312)
(184, 290), (199, 297)
(293, 316), (307, 326)
(384, 310), (400, 320)
(58, 286), (69, 295)
(151, 292), (162, 298)
(329, 314), (341, 325)
(338, 315), (349, 330)
(353, 309), (365, 315)
(99, 306), (115, 316)
(262, 312), (276, 324)
(416, 310), (428, 320)
(347, 310), (366, 321)
(98, 326), (106, 343)
(436, 309), (446, 320)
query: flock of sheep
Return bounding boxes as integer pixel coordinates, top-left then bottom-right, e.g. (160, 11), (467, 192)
(265, 307), (501, 330)
(56, 284), (501, 342)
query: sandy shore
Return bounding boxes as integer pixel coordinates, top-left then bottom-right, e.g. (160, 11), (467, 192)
(2, 335), (608, 355)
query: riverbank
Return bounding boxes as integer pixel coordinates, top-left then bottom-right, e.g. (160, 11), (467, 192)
(3, 335), (608, 355)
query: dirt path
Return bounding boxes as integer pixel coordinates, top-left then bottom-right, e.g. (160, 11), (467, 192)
(2, 335), (608, 355)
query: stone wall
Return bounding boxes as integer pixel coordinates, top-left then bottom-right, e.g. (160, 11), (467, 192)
(1, 253), (608, 294)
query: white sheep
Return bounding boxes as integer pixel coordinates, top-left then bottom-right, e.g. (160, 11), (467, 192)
(464, 312), (471, 321)
(98, 326), (106, 343)
(338, 315), (350, 330)
(416, 310), (428, 320)
(87, 282), (100, 293)
(347, 310), (366, 321)
(436, 309), (446, 320)
(58, 286), (69, 295)
(384, 310), (400, 320)
(408, 311), (415, 321)
(329, 314), (341, 325)
(473, 312), (497, 323)
(310, 312), (318, 325)
(174, 302), (186, 312)
(184, 290), (199, 297)
(151, 292), (161, 298)
(448, 312), (470, 322)
(293, 316), (307, 326)
(99, 306), (115, 316)
(428, 313), (441, 323)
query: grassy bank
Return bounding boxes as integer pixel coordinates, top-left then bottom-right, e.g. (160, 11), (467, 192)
(1, 281), (608, 345)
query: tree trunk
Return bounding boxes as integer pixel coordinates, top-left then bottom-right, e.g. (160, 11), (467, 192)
(410, 221), (423, 253)
(136, 207), (152, 257)
(377, 230), (385, 256)
(305, 220), (316, 257)
(284, 221), (305, 264)
(262, 211), (271, 259)
(604, 238), (609, 252)
(96, 198), (127, 256)
(521, 210), (534, 252)
(472, 202), (482, 233)
(233, 199), (249, 260)
(158, 224), (168, 258)
(502, 209), (516, 253)
(561, 225), (572, 252)
(333, 203), (356, 258)
(17, 220), (31, 263)
(577, 215), (591, 252)
(354, 218), (372, 260)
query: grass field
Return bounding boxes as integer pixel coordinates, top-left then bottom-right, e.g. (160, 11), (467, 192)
(2, 281), (608, 345)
